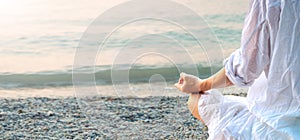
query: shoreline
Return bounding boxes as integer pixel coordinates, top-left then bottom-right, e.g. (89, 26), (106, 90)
(0, 85), (248, 99)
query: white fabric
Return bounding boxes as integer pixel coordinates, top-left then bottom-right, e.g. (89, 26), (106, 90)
(199, 89), (294, 140)
(200, 0), (300, 139)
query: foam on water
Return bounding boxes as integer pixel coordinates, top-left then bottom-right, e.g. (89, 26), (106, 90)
(0, 64), (220, 89)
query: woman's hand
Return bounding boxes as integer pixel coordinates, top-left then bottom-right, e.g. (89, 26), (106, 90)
(175, 73), (204, 122)
(174, 73), (202, 93)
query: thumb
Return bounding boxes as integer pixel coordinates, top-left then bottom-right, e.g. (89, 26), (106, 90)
(174, 83), (182, 91)
(180, 72), (187, 79)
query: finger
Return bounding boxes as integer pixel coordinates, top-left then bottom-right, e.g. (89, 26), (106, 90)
(180, 72), (188, 81)
(174, 83), (182, 91)
(178, 77), (184, 84)
(180, 72), (186, 78)
(177, 77), (181, 83)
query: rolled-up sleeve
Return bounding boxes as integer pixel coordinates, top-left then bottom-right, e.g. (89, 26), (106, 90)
(224, 0), (272, 87)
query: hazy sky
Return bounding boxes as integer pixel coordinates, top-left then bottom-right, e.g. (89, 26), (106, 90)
(0, 0), (247, 36)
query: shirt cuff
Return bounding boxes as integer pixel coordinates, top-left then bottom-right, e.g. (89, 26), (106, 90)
(223, 54), (254, 87)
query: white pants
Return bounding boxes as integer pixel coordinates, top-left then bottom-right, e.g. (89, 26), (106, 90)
(198, 90), (292, 140)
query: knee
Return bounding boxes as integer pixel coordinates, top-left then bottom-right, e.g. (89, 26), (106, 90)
(187, 93), (204, 123)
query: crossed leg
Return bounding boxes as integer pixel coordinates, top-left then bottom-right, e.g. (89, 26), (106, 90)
(187, 93), (205, 124)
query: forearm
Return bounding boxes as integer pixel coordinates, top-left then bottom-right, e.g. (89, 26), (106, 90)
(200, 68), (233, 91)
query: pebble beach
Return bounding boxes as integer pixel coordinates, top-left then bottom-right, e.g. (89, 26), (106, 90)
(0, 96), (208, 139)
(0, 88), (247, 139)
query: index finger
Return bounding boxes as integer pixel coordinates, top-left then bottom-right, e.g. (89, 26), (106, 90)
(178, 77), (184, 84)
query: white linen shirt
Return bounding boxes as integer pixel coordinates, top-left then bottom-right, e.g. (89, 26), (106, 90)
(224, 0), (300, 138)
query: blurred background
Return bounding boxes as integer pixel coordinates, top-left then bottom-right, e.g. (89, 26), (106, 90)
(0, 0), (248, 98)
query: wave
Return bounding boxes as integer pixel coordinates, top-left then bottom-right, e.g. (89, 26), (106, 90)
(0, 65), (221, 89)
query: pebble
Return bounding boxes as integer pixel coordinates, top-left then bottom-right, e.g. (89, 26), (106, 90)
(0, 96), (213, 139)
(47, 111), (54, 116)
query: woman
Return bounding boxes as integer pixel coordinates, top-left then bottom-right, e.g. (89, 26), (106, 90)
(175, 0), (300, 139)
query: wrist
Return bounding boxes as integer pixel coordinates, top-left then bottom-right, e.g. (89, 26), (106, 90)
(199, 78), (212, 92)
